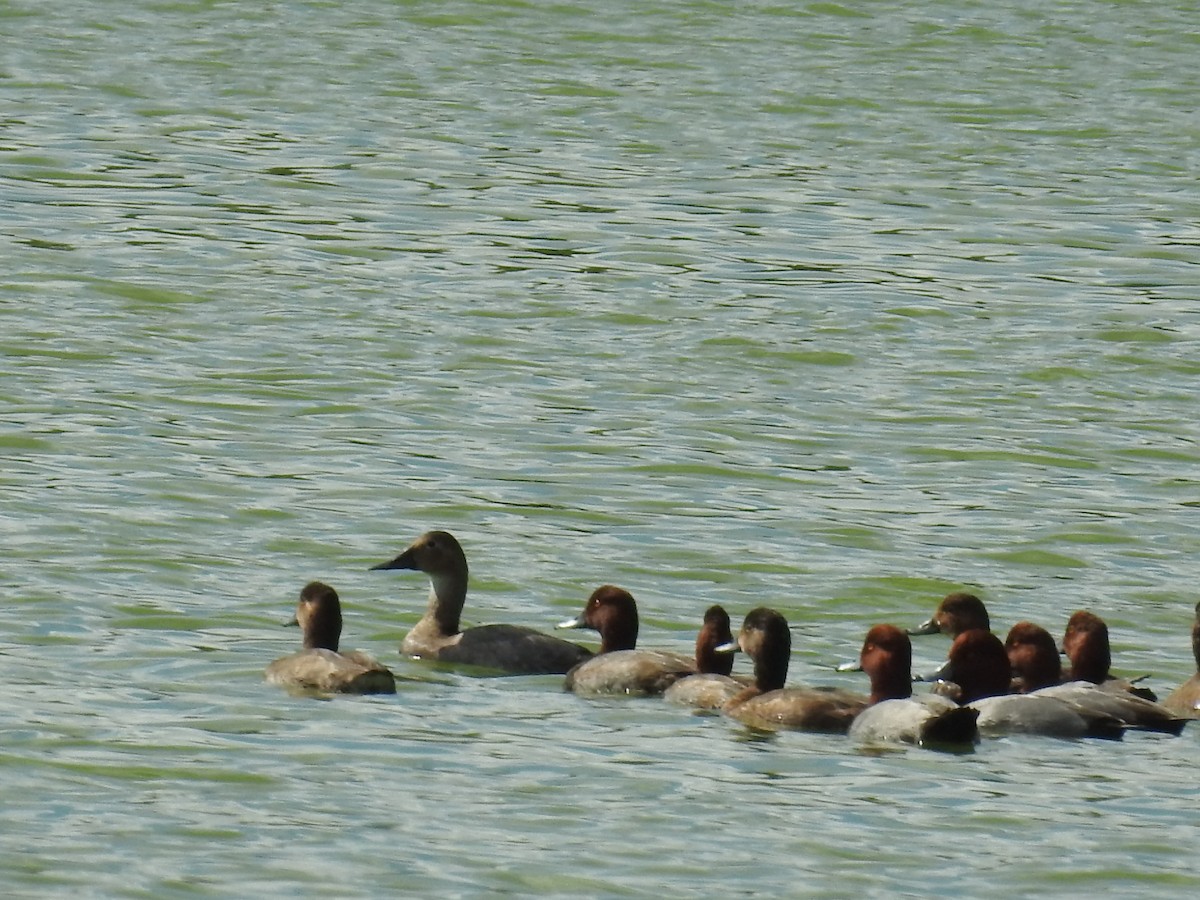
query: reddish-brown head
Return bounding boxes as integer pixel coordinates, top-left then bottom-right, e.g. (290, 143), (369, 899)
(559, 585), (640, 653)
(946, 629), (1012, 703)
(1005, 621), (1061, 692)
(860, 624), (913, 704)
(911, 592), (991, 638)
(695, 605), (735, 676)
(1062, 610), (1111, 684)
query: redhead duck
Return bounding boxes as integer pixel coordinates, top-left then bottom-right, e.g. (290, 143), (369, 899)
(663, 605), (751, 710)
(1008, 623), (1186, 735)
(1164, 602), (1200, 717)
(846, 625), (979, 747)
(722, 608), (867, 733)
(1062, 610), (1157, 701)
(909, 591), (991, 638)
(1006, 621), (1063, 692)
(943, 630), (1124, 739)
(556, 586), (697, 695)
(265, 582), (396, 694)
(370, 530), (592, 675)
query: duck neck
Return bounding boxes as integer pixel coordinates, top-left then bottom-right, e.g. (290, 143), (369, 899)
(424, 571), (467, 636)
(599, 616), (637, 654)
(753, 649), (788, 692)
(868, 659), (913, 704)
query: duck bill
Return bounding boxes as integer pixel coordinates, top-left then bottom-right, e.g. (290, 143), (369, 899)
(713, 641), (739, 654)
(915, 657), (955, 684)
(370, 548), (417, 571)
(835, 659), (862, 672)
(908, 618), (941, 636)
(556, 615), (586, 630)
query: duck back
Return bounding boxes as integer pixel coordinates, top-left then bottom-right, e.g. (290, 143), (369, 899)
(565, 650), (696, 696)
(266, 648), (396, 695)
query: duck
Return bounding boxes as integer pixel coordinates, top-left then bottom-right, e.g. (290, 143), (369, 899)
(909, 591), (991, 638)
(370, 530), (592, 675)
(722, 608), (867, 733)
(556, 586), (697, 695)
(1062, 610), (1158, 700)
(1007, 622), (1186, 735)
(1164, 602), (1200, 717)
(845, 624), (979, 747)
(941, 629), (1124, 739)
(265, 582), (396, 694)
(663, 605), (750, 709)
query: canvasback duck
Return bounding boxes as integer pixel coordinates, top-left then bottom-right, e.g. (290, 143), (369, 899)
(909, 592), (991, 638)
(1009, 623), (1186, 735)
(846, 624), (979, 747)
(722, 608), (867, 733)
(1062, 610), (1157, 700)
(1164, 602), (1200, 717)
(370, 530), (592, 675)
(663, 605), (750, 710)
(265, 582), (396, 694)
(556, 585), (697, 695)
(943, 630), (1124, 739)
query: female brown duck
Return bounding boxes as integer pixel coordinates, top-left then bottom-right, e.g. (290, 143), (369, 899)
(723, 607), (867, 733)
(266, 582), (396, 694)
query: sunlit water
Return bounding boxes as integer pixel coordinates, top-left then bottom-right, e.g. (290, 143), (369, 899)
(3, 0), (1199, 896)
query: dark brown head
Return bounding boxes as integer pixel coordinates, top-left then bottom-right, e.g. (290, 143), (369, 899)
(370, 530), (469, 580)
(945, 629), (1012, 703)
(557, 585), (639, 653)
(1005, 621), (1061, 692)
(737, 607), (791, 692)
(1062, 610), (1110, 684)
(695, 605), (735, 676)
(859, 624), (913, 704)
(295, 581), (343, 652)
(910, 592), (991, 638)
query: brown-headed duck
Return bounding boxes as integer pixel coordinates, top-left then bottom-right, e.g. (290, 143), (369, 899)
(942, 629), (1124, 739)
(846, 624), (979, 748)
(1008, 622), (1186, 735)
(663, 605), (752, 710)
(370, 530), (592, 675)
(556, 586), (697, 696)
(1164, 602), (1200, 718)
(1006, 621), (1064, 693)
(909, 591), (991, 638)
(265, 582), (396, 694)
(1062, 610), (1157, 700)
(721, 608), (867, 733)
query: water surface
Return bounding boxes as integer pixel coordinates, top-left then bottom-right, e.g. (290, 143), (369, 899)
(2, 1), (1199, 896)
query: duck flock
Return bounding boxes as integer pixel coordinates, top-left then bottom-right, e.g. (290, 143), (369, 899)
(266, 530), (1200, 749)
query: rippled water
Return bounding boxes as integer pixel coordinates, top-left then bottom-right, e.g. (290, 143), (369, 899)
(3, 0), (1199, 896)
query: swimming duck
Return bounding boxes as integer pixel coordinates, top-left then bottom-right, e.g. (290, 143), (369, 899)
(663, 605), (750, 710)
(1164, 602), (1200, 717)
(722, 608), (867, 733)
(265, 582), (396, 694)
(942, 629), (1124, 739)
(1007, 622), (1186, 735)
(556, 586), (697, 696)
(846, 624), (979, 747)
(370, 530), (592, 675)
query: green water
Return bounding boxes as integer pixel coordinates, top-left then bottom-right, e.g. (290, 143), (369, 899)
(3, 0), (1198, 896)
